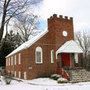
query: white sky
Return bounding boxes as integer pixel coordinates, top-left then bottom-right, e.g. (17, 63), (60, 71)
(37, 0), (90, 32)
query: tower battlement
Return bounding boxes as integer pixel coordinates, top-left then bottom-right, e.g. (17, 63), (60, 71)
(49, 14), (73, 21)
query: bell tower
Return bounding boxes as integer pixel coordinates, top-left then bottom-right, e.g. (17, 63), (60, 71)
(48, 14), (74, 50)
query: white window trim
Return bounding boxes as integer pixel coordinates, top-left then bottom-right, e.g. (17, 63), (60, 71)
(18, 53), (21, 64)
(51, 50), (54, 63)
(18, 71), (21, 78)
(14, 71), (16, 77)
(11, 56), (13, 65)
(24, 72), (27, 80)
(14, 55), (17, 65)
(35, 47), (43, 64)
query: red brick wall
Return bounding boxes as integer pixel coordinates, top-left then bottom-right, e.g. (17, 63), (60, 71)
(6, 14), (74, 79)
(48, 14), (74, 50)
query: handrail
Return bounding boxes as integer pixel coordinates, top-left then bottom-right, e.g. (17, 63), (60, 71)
(57, 68), (70, 80)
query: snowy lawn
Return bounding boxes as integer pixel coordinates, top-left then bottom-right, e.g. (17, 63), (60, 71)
(0, 78), (90, 90)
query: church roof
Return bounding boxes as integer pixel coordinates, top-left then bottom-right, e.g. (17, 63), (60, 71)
(6, 29), (48, 58)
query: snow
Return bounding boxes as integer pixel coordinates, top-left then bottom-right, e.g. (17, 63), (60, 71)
(0, 76), (6, 85)
(0, 77), (90, 90)
(28, 78), (58, 85)
(57, 77), (68, 82)
(6, 29), (48, 58)
(56, 40), (83, 55)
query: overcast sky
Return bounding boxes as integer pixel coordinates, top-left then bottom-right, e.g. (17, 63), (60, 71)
(36, 0), (90, 32)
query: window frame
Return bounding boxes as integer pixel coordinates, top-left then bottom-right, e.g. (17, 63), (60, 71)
(6, 58), (8, 66)
(24, 72), (27, 80)
(18, 53), (21, 64)
(51, 50), (54, 63)
(18, 71), (21, 78)
(14, 71), (16, 77)
(14, 55), (17, 65)
(11, 56), (13, 65)
(35, 46), (43, 64)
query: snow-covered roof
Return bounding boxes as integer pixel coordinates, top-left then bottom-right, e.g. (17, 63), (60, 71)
(56, 40), (83, 55)
(6, 29), (48, 58)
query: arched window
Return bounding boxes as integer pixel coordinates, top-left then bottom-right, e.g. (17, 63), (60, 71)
(51, 50), (54, 63)
(35, 46), (43, 64)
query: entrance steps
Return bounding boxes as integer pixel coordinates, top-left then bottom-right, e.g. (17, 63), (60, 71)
(56, 68), (70, 80)
(68, 69), (90, 82)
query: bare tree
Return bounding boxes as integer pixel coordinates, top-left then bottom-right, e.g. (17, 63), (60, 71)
(75, 30), (90, 68)
(0, 0), (43, 42)
(13, 14), (40, 43)
(76, 31), (89, 55)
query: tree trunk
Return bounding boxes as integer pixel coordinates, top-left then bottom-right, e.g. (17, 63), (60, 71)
(0, 28), (4, 42)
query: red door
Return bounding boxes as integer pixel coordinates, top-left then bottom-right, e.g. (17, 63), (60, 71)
(61, 53), (71, 67)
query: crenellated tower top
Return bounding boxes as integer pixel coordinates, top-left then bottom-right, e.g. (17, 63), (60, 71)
(48, 14), (73, 21)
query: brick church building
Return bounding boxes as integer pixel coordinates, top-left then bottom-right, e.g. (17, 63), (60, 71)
(5, 14), (83, 80)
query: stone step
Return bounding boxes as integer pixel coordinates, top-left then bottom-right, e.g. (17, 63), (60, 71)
(68, 69), (90, 82)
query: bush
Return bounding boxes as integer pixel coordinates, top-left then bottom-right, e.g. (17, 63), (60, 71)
(51, 74), (61, 80)
(57, 77), (68, 83)
(5, 76), (11, 84)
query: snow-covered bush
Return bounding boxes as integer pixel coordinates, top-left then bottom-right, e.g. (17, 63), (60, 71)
(57, 77), (68, 83)
(51, 74), (61, 80)
(1, 76), (11, 85)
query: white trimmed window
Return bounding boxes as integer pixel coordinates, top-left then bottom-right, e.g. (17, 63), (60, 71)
(14, 55), (17, 65)
(14, 71), (16, 77)
(51, 50), (54, 63)
(18, 71), (21, 78)
(11, 56), (13, 65)
(35, 47), (43, 64)
(18, 53), (21, 64)
(24, 72), (27, 79)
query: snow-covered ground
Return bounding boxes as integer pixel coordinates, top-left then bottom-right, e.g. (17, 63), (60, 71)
(0, 78), (90, 90)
